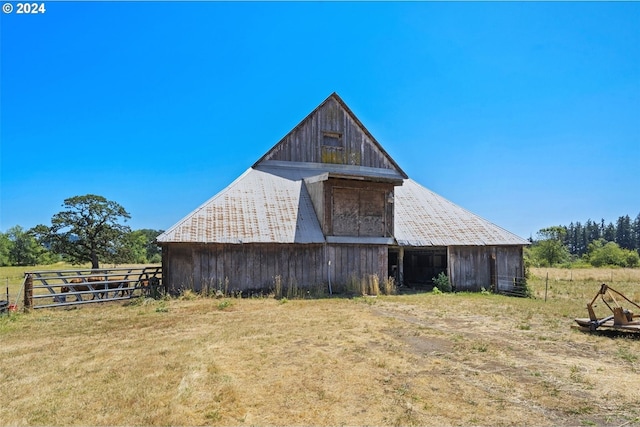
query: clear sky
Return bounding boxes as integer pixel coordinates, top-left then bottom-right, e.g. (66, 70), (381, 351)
(1, 1), (638, 240)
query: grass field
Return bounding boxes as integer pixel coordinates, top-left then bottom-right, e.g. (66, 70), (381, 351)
(0, 266), (639, 426)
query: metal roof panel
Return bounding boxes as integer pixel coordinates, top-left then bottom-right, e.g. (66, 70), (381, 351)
(158, 173), (528, 247)
(156, 168), (325, 244)
(394, 179), (529, 246)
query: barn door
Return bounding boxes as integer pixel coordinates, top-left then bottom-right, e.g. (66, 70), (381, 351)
(359, 190), (385, 236)
(332, 187), (359, 236)
(331, 187), (385, 237)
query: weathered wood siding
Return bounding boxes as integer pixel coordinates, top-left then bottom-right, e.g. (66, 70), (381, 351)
(306, 178), (394, 237)
(448, 246), (524, 292)
(260, 97), (399, 170)
(326, 244), (387, 287)
(162, 243), (387, 294)
(305, 179), (325, 232)
(494, 246), (525, 292)
(162, 242), (524, 294)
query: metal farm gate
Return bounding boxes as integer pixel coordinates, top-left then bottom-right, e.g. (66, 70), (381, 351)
(23, 266), (164, 310)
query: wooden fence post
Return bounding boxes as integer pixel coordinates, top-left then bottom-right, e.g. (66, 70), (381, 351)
(544, 272), (549, 302)
(24, 273), (33, 311)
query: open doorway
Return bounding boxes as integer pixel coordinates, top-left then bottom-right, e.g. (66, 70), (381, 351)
(389, 248), (447, 288)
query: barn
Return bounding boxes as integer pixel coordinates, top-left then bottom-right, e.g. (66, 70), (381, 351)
(156, 93), (528, 295)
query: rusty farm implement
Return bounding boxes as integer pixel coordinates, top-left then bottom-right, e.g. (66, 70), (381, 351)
(574, 283), (640, 333)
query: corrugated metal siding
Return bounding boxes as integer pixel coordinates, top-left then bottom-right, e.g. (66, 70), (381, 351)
(394, 179), (529, 246)
(156, 169), (325, 244)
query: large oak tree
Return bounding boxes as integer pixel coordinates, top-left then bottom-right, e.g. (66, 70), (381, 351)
(34, 194), (131, 269)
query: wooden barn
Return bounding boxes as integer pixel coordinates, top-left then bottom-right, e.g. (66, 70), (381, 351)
(156, 93), (528, 295)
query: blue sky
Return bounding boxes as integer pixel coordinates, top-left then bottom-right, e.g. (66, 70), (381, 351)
(1, 1), (638, 239)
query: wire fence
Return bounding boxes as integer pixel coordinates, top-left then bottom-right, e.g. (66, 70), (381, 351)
(495, 274), (529, 297)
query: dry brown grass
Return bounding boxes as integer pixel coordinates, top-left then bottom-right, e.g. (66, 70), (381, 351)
(0, 268), (639, 426)
(531, 266), (640, 285)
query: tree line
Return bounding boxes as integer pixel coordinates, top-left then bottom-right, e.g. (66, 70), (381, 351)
(528, 213), (640, 268)
(0, 195), (163, 268)
(560, 215), (640, 256)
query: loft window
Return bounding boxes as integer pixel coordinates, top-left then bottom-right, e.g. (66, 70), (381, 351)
(321, 131), (344, 164)
(322, 132), (342, 148)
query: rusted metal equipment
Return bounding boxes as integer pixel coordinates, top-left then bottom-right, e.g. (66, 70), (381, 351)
(574, 283), (640, 332)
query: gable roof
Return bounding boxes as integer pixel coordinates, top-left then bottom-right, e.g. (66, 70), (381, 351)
(253, 92), (408, 179)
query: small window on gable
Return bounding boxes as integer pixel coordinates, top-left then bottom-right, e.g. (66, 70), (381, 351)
(322, 132), (342, 148)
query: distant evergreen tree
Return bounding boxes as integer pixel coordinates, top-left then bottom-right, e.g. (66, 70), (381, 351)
(615, 215), (633, 250)
(585, 219), (601, 246)
(574, 222), (586, 255)
(633, 213), (640, 253)
(565, 221), (588, 256)
(564, 223), (575, 254)
(580, 223), (590, 256)
(603, 221), (616, 242)
(535, 212), (640, 265)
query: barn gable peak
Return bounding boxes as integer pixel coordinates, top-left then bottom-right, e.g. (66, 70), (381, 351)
(252, 93), (408, 179)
